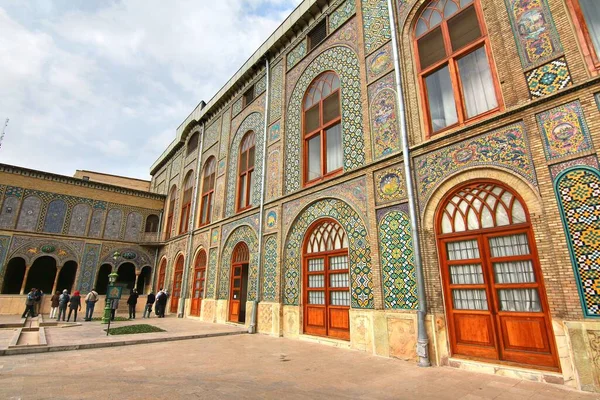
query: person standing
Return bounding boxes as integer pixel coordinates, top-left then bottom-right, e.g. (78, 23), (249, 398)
(110, 298), (119, 321)
(49, 291), (60, 319)
(143, 291), (155, 318)
(57, 289), (70, 321)
(127, 289), (139, 319)
(34, 289), (43, 316)
(21, 288), (36, 318)
(84, 288), (99, 321)
(67, 290), (81, 322)
(155, 289), (166, 318)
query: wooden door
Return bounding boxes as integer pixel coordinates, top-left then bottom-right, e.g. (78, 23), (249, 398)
(437, 181), (559, 370)
(303, 220), (350, 340)
(190, 250), (207, 316)
(157, 260), (166, 292)
(229, 243), (249, 323)
(170, 255), (184, 314)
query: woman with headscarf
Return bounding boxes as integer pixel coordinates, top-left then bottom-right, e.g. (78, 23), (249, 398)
(67, 290), (82, 322)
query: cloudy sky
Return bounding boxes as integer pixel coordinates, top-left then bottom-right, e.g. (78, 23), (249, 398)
(0, 0), (301, 180)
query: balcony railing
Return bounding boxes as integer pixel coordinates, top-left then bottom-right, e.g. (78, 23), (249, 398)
(139, 232), (168, 244)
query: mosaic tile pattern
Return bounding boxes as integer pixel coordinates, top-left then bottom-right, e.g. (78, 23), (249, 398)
(221, 213), (260, 246)
(8, 236), (83, 266)
(266, 146), (281, 202)
(265, 209), (277, 231)
(262, 235), (278, 302)
(205, 117), (221, 150)
(550, 155), (600, 180)
(368, 73), (400, 160)
(0, 196), (19, 229)
(43, 200), (67, 233)
(283, 198), (374, 309)
(68, 204), (91, 236)
(124, 212), (143, 242)
(504, 0), (563, 69)
(374, 165), (406, 205)
(526, 57), (572, 98)
(0, 235), (12, 288)
(16, 196), (42, 231)
(205, 247), (218, 299)
(330, 0), (355, 32)
(211, 228), (220, 247)
(285, 46), (365, 194)
(213, 177), (225, 220)
(88, 209), (106, 238)
(232, 98), (243, 117)
(225, 112), (265, 217)
(98, 244), (153, 270)
(255, 74), (267, 96)
(537, 100), (593, 161)
(5, 186), (23, 198)
(104, 209), (123, 240)
(366, 41), (393, 83)
(219, 108), (232, 160)
(269, 61), (283, 124)
(287, 40), (307, 71)
(268, 121), (281, 144)
(415, 121), (537, 210)
(361, 0), (391, 55)
(218, 225), (258, 301)
(555, 168), (600, 317)
(78, 243), (101, 294)
(378, 209), (417, 309)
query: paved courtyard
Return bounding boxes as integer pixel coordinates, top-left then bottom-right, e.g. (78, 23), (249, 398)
(0, 331), (597, 400)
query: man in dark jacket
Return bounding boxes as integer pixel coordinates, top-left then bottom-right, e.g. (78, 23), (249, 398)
(143, 291), (155, 318)
(156, 289), (168, 318)
(127, 289), (139, 319)
(21, 288), (36, 318)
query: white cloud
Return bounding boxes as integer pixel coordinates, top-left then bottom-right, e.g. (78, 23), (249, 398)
(0, 0), (301, 180)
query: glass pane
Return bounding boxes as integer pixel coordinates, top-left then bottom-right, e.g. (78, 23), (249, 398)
(309, 291), (325, 305)
(450, 264), (484, 284)
(498, 289), (541, 312)
(201, 197), (208, 223)
(305, 104), (320, 134)
(238, 175), (246, 209)
(329, 273), (349, 288)
(452, 289), (488, 310)
(234, 279), (240, 288)
(418, 27), (446, 69)
(307, 135), (322, 181)
(330, 291), (350, 306)
(512, 200), (527, 224)
(247, 171), (254, 206)
(239, 152), (247, 173)
(308, 275), (324, 288)
(248, 146), (255, 168)
(325, 124), (343, 172)
(446, 240), (480, 260)
(448, 6), (481, 51)
(457, 47), (498, 118)
(489, 234), (530, 257)
(425, 65), (458, 132)
(494, 261), (536, 284)
(329, 255), (349, 270)
(580, 0), (600, 57)
(323, 92), (340, 124)
(444, 1), (458, 17)
(308, 258), (325, 272)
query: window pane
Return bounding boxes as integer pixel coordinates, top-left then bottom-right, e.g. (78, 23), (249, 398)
(326, 124), (343, 172)
(580, 0), (600, 57)
(305, 104), (320, 134)
(238, 175), (246, 209)
(247, 171), (254, 206)
(307, 135), (322, 181)
(323, 92), (340, 124)
(494, 261), (536, 284)
(330, 291), (350, 306)
(452, 289), (488, 310)
(446, 240), (480, 260)
(308, 258), (325, 272)
(201, 196), (208, 223)
(330, 273), (349, 288)
(448, 6), (481, 51)
(498, 289), (541, 312)
(309, 291), (325, 305)
(418, 27), (446, 69)
(248, 146), (255, 168)
(450, 264), (484, 284)
(240, 152), (247, 173)
(329, 255), (349, 270)
(425, 65), (458, 132)
(457, 47), (498, 118)
(489, 234), (530, 258)
(308, 275), (324, 288)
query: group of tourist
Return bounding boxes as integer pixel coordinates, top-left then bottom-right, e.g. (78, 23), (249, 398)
(20, 288), (43, 318)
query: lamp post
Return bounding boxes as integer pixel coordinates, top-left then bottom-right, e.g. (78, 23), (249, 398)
(101, 252), (120, 324)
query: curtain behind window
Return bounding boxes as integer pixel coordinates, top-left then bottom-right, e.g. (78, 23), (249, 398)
(581, 0), (600, 57)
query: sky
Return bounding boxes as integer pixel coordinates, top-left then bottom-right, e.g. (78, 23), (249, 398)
(0, 0), (302, 180)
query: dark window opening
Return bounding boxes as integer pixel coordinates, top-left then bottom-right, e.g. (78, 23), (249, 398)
(243, 86), (255, 107)
(308, 19), (327, 51)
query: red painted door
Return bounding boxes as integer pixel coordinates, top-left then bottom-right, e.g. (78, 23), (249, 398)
(170, 256), (184, 314)
(190, 250), (207, 317)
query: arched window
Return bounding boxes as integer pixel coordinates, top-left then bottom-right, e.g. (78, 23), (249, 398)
(303, 72), (342, 185)
(145, 214), (160, 233)
(200, 157), (216, 226)
(165, 185), (177, 240)
(179, 172), (194, 234)
(568, 0), (600, 70)
(191, 250), (207, 316)
(415, 0), (500, 136)
(303, 219), (350, 340)
(157, 259), (167, 292)
(187, 132), (199, 156)
(237, 132), (256, 212)
(436, 181), (558, 369)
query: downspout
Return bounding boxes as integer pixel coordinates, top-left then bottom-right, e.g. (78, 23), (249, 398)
(387, 0), (431, 367)
(249, 56), (270, 334)
(178, 122), (205, 317)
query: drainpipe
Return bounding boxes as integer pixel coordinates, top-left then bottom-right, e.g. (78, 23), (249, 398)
(249, 57), (271, 334)
(178, 122), (205, 318)
(387, 0), (431, 367)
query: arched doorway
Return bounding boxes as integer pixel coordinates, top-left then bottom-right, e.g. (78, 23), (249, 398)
(96, 264), (112, 295)
(24, 256), (57, 294)
(436, 180), (558, 369)
(56, 261), (77, 293)
(170, 255), (184, 314)
(229, 242), (249, 323)
(116, 263), (136, 292)
(302, 219), (350, 340)
(190, 250), (207, 316)
(157, 259), (167, 291)
(2, 258), (26, 294)
(136, 266), (152, 294)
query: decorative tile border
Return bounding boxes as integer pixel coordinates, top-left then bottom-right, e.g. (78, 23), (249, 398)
(550, 155), (599, 180)
(366, 41), (393, 83)
(368, 73), (400, 160)
(526, 57), (572, 98)
(329, 0), (356, 32)
(77, 243), (101, 293)
(374, 164), (406, 205)
(262, 234), (278, 302)
(361, 0), (391, 55)
(287, 40), (307, 71)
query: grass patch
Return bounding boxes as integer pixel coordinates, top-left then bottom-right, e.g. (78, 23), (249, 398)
(91, 316), (129, 322)
(105, 324), (165, 335)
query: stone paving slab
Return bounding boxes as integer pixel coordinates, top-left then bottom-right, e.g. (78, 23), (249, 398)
(0, 334), (597, 400)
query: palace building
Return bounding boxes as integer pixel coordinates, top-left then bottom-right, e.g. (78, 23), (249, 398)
(1, 0), (600, 393)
